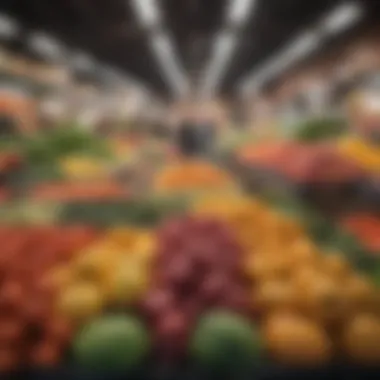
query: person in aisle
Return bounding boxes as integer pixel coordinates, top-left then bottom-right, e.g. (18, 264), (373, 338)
(177, 117), (201, 156)
(176, 112), (216, 157)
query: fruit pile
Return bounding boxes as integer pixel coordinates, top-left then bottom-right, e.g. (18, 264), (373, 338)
(142, 217), (251, 359)
(0, 194), (378, 373)
(194, 194), (380, 365)
(0, 226), (98, 369)
(56, 228), (154, 324)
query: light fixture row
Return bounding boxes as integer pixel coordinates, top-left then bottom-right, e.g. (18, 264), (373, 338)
(130, 0), (189, 98)
(199, 0), (258, 98)
(0, 12), (147, 93)
(239, 1), (364, 96)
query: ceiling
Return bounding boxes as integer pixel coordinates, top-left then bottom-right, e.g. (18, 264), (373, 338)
(0, 0), (378, 99)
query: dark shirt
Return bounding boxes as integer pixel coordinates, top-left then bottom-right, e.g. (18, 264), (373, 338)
(178, 121), (201, 156)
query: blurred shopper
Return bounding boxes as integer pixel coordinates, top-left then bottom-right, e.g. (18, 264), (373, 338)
(177, 118), (216, 157)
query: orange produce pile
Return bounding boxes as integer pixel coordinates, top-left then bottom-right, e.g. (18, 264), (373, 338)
(154, 160), (234, 193)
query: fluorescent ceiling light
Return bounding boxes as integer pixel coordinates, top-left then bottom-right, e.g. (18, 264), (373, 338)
(71, 52), (96, 71)
(239, 3), (364, 97)
(0, 13), (19, 39)
(130, 0), (159, 27)
(322, 2), (364, 35)
(29, 32), (64, 62)
(102, 66), (147, 92)
(227, 0), (258, 25)
(200, 32), (237, 96)
(199, 0), (257, 97)
(151, 33), (189, 97)
(130, 0), (188, 97)
(239, 30), (321, 95)
(283, 31), (320, 62)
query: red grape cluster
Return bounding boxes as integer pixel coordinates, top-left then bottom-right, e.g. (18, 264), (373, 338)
(141, 216), (251, 359)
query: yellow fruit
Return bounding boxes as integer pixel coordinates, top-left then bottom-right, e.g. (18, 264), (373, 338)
(245, 255), (289, 282)
(263, 312), (333, 366)
(73, 252), (109, 281)
(60, 157), (107, 179)
(279, 219), (305, 244)
(342, 313), (380, 364)
(73, 243), (120, 282)
(289, 239), (320, 267)
(134, 232), (155, 264)
(292, 265), (320, 289)
(105, 261), (149, 306)
(297, 274), (349, 323)
(106, 228), (141, 248)
(255, 279), (299, 313)
(57, 282), (103, 323)
(344, 274), (376, 312)
(322, 254), (351, 279)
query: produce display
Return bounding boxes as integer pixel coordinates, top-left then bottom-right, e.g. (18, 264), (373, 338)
(237, 141), (365, 184)
(0, 191), (377, 373)
(0, 120), (378, 375)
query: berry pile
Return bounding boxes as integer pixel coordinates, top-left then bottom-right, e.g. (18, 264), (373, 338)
(142, 217), (251, 359)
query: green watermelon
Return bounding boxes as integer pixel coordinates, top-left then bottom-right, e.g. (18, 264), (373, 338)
(190, 311), (262, 372)
(73, 315), (150, 372)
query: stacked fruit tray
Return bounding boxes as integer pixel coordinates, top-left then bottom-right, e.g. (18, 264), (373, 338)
(0, 192), (378, 377)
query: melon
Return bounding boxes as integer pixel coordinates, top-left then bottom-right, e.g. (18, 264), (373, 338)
(190, 311), (262, 372)
(73, 315), (150, 372)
